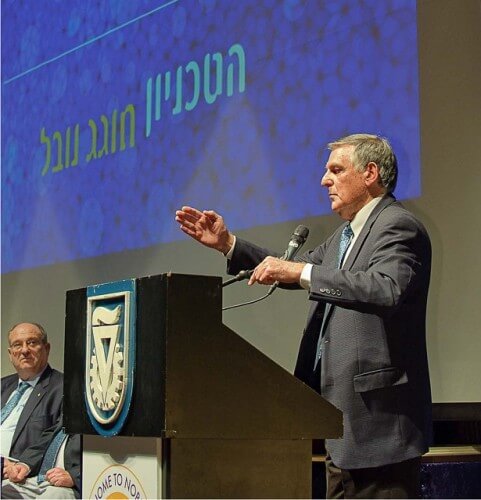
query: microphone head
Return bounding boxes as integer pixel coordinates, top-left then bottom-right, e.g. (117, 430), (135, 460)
(293, 224), (309, 243)
(283, 225), (310, 261)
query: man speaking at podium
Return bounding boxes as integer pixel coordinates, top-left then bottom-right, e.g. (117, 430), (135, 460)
(175, 134), (432, 498)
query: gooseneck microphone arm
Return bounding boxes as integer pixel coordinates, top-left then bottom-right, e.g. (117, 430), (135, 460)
(222, 269), (253, 288)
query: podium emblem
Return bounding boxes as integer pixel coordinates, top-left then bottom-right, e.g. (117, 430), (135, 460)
(86, 279), (136, 436)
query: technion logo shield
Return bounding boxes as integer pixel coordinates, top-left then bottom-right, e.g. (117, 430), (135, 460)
(85, 279), (136, 436)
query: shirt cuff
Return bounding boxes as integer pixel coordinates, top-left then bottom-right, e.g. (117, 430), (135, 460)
(300, 263), (313, 290)
(224, 235), (237, 259)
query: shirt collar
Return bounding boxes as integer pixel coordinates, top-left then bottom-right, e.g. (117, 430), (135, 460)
(19, 366), (47, 388)
(350, 196), (383, 238)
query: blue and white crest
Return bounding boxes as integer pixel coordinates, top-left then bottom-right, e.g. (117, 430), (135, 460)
(85, 279), (136, 436)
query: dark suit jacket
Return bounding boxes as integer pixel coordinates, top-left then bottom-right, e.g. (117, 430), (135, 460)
(1, 365), (63, 458)
(228, 195), (432, 469)
(14, 419), (82, 498)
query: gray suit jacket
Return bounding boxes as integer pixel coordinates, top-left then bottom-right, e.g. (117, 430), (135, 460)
(1, 365), (63, 458)
(228, 195), (432, 469)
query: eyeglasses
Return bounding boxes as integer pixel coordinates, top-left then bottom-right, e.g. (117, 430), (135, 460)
(9, 339), (44, 352)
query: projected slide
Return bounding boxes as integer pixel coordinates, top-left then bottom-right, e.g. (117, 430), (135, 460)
(1, 0), (420, 273)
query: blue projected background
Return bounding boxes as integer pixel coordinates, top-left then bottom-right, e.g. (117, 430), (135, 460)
(1, 0), (420, 273)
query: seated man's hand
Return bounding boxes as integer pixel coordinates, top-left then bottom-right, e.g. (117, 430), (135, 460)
(3, 461), (29, 483)
(45, 467), (74, 488)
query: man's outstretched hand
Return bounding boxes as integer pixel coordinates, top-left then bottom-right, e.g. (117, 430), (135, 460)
(175, 206), (234, 254)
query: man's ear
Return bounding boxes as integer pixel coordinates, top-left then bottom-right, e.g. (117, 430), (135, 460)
(364, 161), (380, 187)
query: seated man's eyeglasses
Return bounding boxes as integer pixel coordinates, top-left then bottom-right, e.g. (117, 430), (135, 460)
(9, 339), (43, 352)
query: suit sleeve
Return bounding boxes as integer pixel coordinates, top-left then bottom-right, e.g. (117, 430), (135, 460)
(226, 238), (280, 275)
(227, 236), (333, 273)
(309, 212), (431, 315)
(65, 434), (82, 498)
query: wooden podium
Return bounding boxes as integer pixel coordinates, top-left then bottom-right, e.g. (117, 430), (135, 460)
(64, 273), (342, 498)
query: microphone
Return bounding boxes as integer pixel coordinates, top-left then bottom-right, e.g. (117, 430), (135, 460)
(222, 225), (310, 311)
(280, 225), (310, 261)
(222, 269), (253, 288)
(267, 225), (309, 296)
(221, 225), (309, 291)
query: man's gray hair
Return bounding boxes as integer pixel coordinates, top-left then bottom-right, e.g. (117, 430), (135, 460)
(328, 134), (398, 193)
(8, 322), (48, 344)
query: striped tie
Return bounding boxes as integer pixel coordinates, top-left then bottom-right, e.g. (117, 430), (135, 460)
(37, 429), (67, 483)
(1, 381), (29, 424)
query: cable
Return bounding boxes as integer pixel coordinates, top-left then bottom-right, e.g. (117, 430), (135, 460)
(222, 290), (271, 311)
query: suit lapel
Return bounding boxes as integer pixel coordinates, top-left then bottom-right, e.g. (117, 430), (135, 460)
(319, 195), (396, 334)
(1, 377), (17, 407)
(343, 194), (396, 271)
(307, 195), (396, 330)
(10, 366), (52, 446)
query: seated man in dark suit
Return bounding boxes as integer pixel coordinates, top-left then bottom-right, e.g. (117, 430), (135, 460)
(2, 418), (81, 499)
(1, 323), (63, 462)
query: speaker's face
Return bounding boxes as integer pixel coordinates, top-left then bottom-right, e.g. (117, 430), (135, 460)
(322, 145), (377, 221)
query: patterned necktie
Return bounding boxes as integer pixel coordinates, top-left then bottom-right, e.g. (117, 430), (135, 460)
(314, 224), (354, 369)
(338, 223), (354, 267)
(1, 381), (30, 424)
(37, 429), (67, 483)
